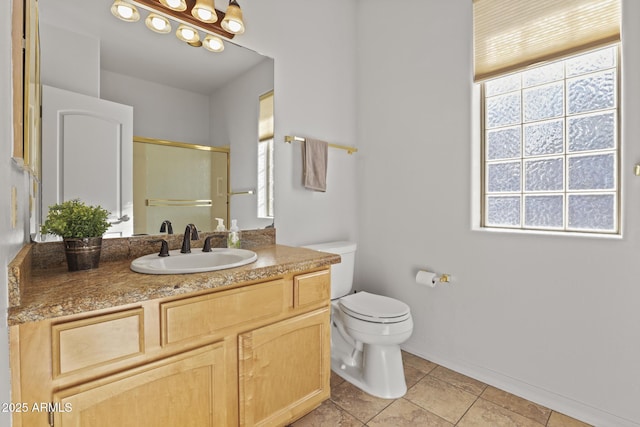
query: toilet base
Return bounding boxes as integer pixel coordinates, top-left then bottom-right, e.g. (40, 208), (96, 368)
(331, 322), (408, 399)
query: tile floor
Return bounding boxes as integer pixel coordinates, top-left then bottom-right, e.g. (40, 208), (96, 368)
(291, 351), (591, 427)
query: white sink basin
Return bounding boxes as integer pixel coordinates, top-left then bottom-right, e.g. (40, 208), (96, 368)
(130, 248), (258, 275)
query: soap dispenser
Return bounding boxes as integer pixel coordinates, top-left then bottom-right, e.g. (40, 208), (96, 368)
(227, 219), (241, 248)
(215, 218), (226, 232)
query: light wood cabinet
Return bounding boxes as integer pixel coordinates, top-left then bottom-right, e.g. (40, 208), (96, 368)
(52, 308), (144, 378)
(239, 308), (330, 427)
(52, 342), (228, 427)
(160, 279), (288, 346)
(10, 269), (331, 427)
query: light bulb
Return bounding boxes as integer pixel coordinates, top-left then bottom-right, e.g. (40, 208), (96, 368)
(160, 0), (186, 11)
(151, 17), (166, 30)
(203, 35), (224, 52)
(117, 5), (133, 19)
(196, 9), (213, 21)
(224, 20), (242, 33)
(145, 13), (171, 33)
(111, 0), (140, 22)
(176, 25), (200, 43)
(191, 0), (217, 23)
(221, 1), (244, 34)
(181, 28), (195, 40)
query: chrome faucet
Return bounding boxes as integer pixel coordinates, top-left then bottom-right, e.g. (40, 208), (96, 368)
(180, 224), (199, 254)
(160, 220), (173, 234)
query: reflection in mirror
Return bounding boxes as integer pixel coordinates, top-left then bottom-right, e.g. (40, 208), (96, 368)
(133, 136), (229, 235)
(36, 0), (274, 240)
(257, 91), (275, 219)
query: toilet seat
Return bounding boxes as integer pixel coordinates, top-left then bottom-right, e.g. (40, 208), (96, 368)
(339, 291), (411, 324)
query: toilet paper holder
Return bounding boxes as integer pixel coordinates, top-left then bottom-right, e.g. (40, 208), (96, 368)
(417, 270), (451, 286)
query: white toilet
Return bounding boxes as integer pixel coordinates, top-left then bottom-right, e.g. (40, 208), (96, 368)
(303, 241), (413, 399)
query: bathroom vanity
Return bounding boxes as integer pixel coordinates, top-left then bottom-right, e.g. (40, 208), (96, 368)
(8, 237), (339, 427)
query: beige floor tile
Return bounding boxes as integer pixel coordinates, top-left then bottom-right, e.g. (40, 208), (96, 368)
(290, 400), (364, 427)
(404, 363), (428, 389)
(458, 398), (545, 427)
(368, 398), (454, 427)
(547, 411), (593, 427)
(430, 366), (487, 396)
(331, 370), (346, 389)
(402, 350), (438, 374)
(330, 380), (394, 423)
(405, 375), (478, 424)
(480, 386), (551, 425)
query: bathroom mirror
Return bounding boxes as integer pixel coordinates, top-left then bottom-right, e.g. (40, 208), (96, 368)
(35, 0), (275, 239)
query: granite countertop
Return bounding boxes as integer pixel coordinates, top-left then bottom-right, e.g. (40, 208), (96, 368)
(8, 244), (340, 326)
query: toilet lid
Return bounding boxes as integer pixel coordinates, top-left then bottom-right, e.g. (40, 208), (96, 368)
(339, 291), (411, 323)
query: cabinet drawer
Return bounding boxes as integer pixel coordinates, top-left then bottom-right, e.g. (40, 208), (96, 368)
(53, 342), (229, 427)
(161, 279), (289, 346)
(294, 270), (330, 309)
(52, 308), (144, 377)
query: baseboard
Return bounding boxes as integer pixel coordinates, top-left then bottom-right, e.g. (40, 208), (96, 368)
(401, 345), (640, 427)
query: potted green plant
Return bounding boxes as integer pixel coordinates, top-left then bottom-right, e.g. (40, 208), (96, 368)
(41, 199), (111, 271)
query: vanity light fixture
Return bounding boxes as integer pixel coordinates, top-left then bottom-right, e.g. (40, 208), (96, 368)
(192, 0), (218, 23)
(203, 34), (224, 52)
(145, 13), (171, 33)
(111, 0), (140, 22)
(221, 0), (244, 34)
(176, 24), (200, 44)
(159, 0), (186, 12)
(111, 0), (243, 53)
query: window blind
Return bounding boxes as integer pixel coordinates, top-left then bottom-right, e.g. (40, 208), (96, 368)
(258, 90), (274, 142)
(473, 0), (621, 82)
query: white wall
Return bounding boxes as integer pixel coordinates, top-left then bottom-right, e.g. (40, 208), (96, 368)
(356, 1), (640, 426)
(0, 2), (31, 426)
(101, 71), (211, 145)
(39, 23), (214, 145)
(39, 22), (100, 97)
(236, 0), (359, 246)
(210, 58), (274, 230)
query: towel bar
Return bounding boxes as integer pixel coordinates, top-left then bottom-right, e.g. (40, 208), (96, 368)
(146, 199), (213, 207)
(284, 135), (358, 154)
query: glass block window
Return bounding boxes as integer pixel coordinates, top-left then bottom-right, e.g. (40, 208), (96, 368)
(481, 46), (619, 234)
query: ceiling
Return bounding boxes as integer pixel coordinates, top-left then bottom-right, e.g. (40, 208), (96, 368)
(39, 0), (268, 94)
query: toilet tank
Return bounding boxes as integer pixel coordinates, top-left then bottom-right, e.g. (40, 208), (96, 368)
(302, 241), (357, 299)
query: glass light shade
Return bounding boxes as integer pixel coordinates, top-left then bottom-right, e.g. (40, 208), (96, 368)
(192, 0), (218, 24)
(176, 24), (200, 43)
(111, 0), (140, 22)
(159, 0), (187, 12)
(221, 0), (244, 34)
(145, 14), (171, 33)
(203, 34), (225, 52)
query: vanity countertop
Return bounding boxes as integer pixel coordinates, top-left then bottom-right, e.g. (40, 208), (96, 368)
(8, 244), (340, 326)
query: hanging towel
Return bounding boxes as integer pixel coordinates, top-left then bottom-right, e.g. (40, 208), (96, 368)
(302, 138), (329, 192)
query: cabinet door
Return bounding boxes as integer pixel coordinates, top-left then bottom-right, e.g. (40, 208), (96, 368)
(239, 308), (330, 427)
(52, 342), (229, 427)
